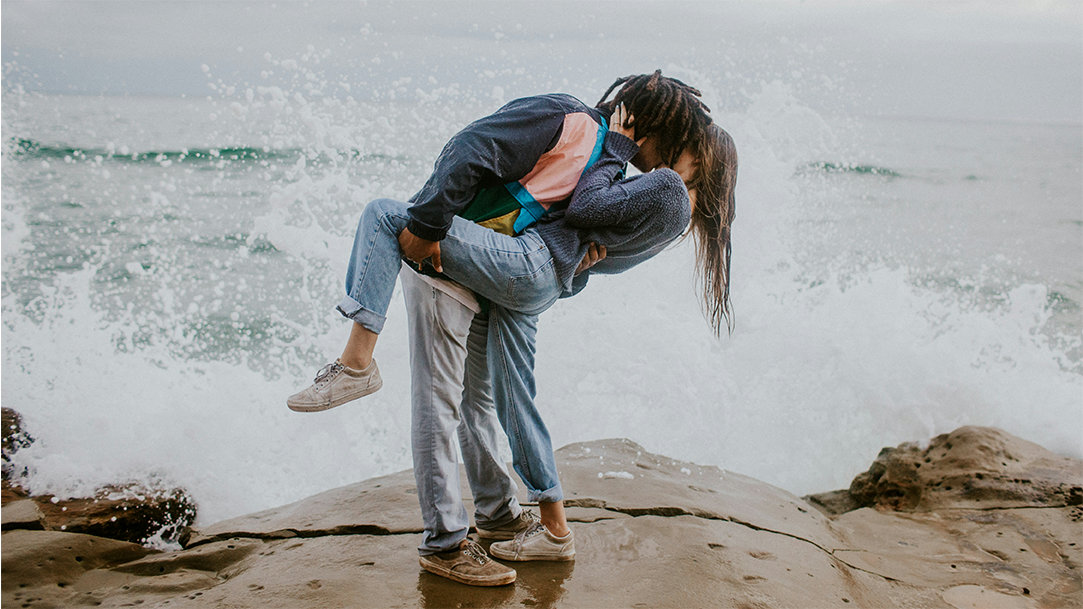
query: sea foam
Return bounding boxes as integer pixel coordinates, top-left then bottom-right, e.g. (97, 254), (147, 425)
(2, 57), (1079, 526)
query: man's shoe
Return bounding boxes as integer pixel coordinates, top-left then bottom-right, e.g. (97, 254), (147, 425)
(476, 509), (539, 541)
(286, 359), (382, 412)
(488, 522), (575, 562)
(419, 539), (516, 586)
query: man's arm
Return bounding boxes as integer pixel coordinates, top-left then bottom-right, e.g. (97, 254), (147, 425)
(406, 96), (570, 242)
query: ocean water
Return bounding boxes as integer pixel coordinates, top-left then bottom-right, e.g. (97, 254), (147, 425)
(2, 15), (1081, 528)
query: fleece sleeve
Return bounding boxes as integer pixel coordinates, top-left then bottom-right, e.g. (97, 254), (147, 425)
(405, 97), (569, 241)
(564, 131), (690, 230)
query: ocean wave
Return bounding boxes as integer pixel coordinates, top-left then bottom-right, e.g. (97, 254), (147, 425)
(5, 138), (408, 166)
(799, 161), (903, 178)
(7, 138), (294, 163)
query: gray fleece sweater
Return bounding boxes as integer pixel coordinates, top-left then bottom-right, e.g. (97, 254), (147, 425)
(535, 131), (692, 295)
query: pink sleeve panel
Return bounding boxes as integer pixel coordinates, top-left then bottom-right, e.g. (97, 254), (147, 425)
(516, 112), (599, 205)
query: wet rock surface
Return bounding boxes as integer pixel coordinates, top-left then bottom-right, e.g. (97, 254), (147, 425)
(2, 427), (1080, 608)
(1, 408), (197, 546)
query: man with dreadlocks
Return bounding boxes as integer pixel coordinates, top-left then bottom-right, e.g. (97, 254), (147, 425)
(288, 71), (728, 586)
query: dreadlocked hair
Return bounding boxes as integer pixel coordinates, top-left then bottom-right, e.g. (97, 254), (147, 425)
(596, 70), (713, 167)
(687, 123), (738, 335)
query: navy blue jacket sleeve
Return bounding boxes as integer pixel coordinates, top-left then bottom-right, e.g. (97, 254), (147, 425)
(406, 96), (569, 241)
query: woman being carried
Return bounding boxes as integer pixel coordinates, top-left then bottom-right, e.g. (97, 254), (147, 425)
(287, 72), (737, 583)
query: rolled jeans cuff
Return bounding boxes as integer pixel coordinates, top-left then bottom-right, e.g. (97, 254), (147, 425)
(528, 482), (563, 504)
(336, 294), (386, 334)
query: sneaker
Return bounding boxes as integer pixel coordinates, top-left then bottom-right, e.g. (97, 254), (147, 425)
(488, 521), (575, 562)
(286, 359), (382, 412)
(476, 509), (540, 540)
(419, 539), (516, 586)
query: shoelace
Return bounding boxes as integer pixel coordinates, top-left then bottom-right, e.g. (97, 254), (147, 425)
(461, 541), (489, 565)
(514, 521), (546, 544)
(522, 510), (540, 527)
(313, 361), (344, 389)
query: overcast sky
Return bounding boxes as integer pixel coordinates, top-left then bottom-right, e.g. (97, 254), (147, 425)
(3, 0), (1081, 123)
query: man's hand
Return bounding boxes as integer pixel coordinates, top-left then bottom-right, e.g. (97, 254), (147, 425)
(575, 242), (607, 275)
(398, 227), (443, 273)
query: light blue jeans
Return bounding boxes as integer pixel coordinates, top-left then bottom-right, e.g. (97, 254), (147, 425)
(338, 199), (566, 513)
(338, 198), (561, 331)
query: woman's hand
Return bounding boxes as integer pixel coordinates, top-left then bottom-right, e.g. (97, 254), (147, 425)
(398, 227), (443, 273)
(610, 103), (644, 145)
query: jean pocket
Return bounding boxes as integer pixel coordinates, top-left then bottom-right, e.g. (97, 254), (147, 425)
(507, 258), (558, 312)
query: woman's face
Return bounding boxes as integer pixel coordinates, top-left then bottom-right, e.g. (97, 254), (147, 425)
(631, 138), (699, 209)
(664, 149), (699, 211)
(668, 149), (699, 184)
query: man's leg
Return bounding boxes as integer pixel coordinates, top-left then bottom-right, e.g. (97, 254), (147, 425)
(402, 267), (517, 586)
(458, 306), (531, 538)
(402, 266), (473, 555)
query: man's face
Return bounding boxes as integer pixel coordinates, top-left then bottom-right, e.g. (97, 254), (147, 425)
(630, 136), (664, 173)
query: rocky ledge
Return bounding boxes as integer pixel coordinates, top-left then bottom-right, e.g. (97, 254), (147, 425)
(2, 426), (1081, 609)
(1, 409), (196, 547)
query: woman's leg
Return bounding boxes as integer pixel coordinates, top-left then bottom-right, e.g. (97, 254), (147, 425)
(335, 198), (561, 366)
(339, 321), (377, 370)
(289, 198), (561, 412)
(485, 304), (575, 561)
(485, 305), (569, 536)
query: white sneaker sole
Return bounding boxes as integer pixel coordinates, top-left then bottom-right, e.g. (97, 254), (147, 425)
(488, 544), (575, 562)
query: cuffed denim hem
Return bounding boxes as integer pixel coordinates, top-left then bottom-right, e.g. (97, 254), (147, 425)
(336, 295), (386, 334)
(527, 482), (564, 504)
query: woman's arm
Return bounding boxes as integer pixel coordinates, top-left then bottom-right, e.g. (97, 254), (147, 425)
(564, 134), (688, 229)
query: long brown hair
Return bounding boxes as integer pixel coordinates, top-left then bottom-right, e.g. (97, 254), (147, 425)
(597, 71), (737, 335)
(688, 123), (738, 335)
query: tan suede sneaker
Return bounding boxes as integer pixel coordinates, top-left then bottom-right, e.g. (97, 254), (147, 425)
(489, 522), (575, 562)
(419, 539), (516, 586)
(476, 509), (539, 540)
(286, 359), (382, 412)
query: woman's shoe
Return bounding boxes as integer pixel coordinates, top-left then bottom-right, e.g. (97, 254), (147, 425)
(488, 522), (575, 561)
(286, 359), (382, 412)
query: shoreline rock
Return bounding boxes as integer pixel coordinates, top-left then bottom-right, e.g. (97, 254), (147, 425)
(3, 426), (1081, 608)
(806, 426), (1083, 514)
(1, 408), (197, 546)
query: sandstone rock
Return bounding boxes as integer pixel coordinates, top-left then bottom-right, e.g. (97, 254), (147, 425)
(811, 426), (1083, 513)
(2, 483), (197, 546)
(2, 529), (152, 608)
(34, 483), (198, 547)
(2, 407), (33, 482)
(0, 409), (197, 546)
(2, 498), (44, 530)
(189, 468), (421, 546)
(1, 428), (1079, 609)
